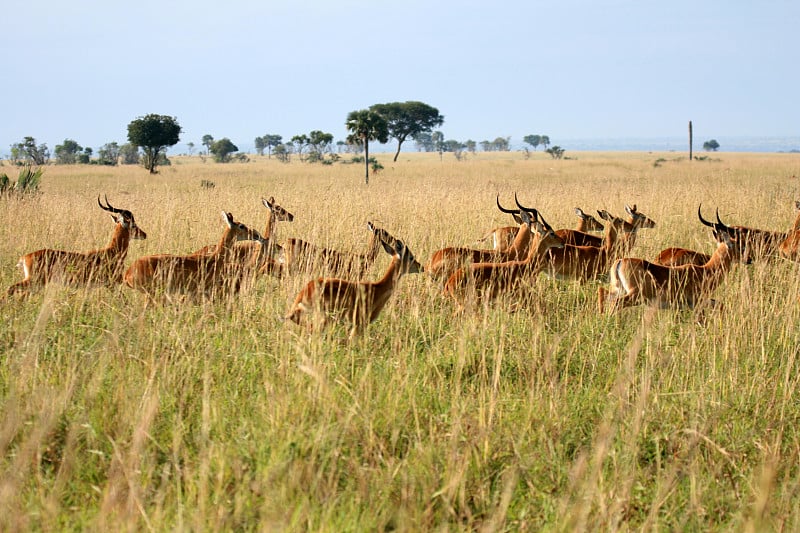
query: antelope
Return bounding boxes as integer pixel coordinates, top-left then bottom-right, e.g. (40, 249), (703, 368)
(281, 222), (396, 279)
(426, 194), (535, 282)
(194, 196), (293, 275)
(284, 235), (423, 338)
(444, 208), (565, 312)
(657, 201), (800, 266)
(598, 207), (749, 313)
(777, 201), (800, 261)
(542, 209), (630, 282)
(123, 211), (263, 301)
(477, 207), (603, 252)
(552, 204), (655, 250)
(7, 195), (147, 297)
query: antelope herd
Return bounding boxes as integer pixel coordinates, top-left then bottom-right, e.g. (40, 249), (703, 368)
(6, 192), (800, 337)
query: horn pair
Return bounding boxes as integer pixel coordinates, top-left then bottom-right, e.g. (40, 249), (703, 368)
(97, 194), (122, 214)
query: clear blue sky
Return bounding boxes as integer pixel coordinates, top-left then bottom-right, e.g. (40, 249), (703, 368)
(2, 0), (798, 154)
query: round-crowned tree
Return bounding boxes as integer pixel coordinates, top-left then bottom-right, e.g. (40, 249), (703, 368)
(127, 114), (181, 173)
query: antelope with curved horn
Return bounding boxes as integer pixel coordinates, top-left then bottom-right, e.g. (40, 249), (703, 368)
(281, 221), (396, 279)
(598, 206), (749, 313)
(444, 208), (565, 312)
(426, 194), (535, 282)
(477, 207), (603, 252)
(123, 211), (263, 301)
(656, 202), (800, 266)
(284, 234), (423, 339)
(7, 195), (147, 297)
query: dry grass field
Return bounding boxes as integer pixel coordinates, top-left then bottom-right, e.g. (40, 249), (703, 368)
(1, 150), (800, 531)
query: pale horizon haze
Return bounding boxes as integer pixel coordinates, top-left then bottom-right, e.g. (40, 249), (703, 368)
(2, 0), (798, 155)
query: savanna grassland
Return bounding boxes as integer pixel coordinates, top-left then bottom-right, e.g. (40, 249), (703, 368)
(1, 151), (800, 531)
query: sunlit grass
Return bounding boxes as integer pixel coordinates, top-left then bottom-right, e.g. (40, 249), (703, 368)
(1, 151), (800, 530)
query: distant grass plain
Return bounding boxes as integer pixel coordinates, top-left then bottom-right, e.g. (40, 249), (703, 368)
(1, 150), (800, 531)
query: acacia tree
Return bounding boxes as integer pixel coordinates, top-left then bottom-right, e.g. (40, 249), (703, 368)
(11, 137), (49, 165)
(703, 139), (720, 151)
(523, 134), (542, 151)
(345, 109), (388, 185)
(127, 114), (181, 173)
(54, 139), (83, 164)
(210, 138), (239, 162)
(370, 101), (444, 162)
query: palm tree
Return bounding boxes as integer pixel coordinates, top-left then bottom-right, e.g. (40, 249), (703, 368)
(345, 109), (389, 185)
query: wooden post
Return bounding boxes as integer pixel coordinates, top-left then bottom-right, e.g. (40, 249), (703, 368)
(688, 120), (693, 161)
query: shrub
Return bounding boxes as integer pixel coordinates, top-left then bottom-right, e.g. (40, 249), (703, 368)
(0, 165), (43, 197)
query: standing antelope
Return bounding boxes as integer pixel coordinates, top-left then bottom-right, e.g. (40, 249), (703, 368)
(282, 221), (396, 279)
(7, 195), (147, 297)
(598, 207), (749, 313)
(426, 194), (535, 282)
(284, 235), (423, 338)
(123, 211), (263, 301)
(444, 208), (565, 312)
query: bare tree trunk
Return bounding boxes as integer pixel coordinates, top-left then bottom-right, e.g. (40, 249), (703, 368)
(688, 120), (693, 161)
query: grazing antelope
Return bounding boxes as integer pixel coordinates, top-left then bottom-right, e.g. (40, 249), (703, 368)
(477, 207), (603, 252)
(542, 210), (629, 282)
(598, 207), (749, 313)
(282, 222), (396, 279)
(284, 235), (423, 338)
(444, 208), (565, 312)
(7, 195), (147, 297)
(426, 194), (535, 282)
(194, 196), (293, 274)
(123, 211), (263, 301)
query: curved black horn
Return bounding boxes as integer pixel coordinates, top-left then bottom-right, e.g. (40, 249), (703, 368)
(715, 208), (726, 227)
(496, 194), (519, 214)
(538, 211), (554, 232)
(697, 204), (715, 228)
(98, 194), (122, 214)
(514, 193), (540, 221)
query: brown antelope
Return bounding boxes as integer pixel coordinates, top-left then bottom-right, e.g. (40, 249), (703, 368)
(194, 196), (293, 274)
(426, 194), (535, 282)
(777, 201), (800, 261)
(281, 221), (396, 279)
(598, 207), (749, 313)
(656, 201), (800, 266)
(542, 209), (629, 282)
(123, 211), (263, 301)
(477, 206), (603, 252)
(552, 204), (655, 249)
(284, 235), (423, 338)
(444, 208), (565, 312)
(7, 195), (147, 297)
(709, 203), (797, 262)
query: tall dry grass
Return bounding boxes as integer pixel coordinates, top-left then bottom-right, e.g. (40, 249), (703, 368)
(1, 151), (800, 531)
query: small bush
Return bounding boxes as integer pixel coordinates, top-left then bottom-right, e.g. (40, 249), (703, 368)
(0, 165), (43, 197)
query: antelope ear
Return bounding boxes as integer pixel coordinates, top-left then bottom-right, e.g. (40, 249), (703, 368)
(367, 221), (375, 233)
(381, 238), (396, 256)
(222, 211), (234, 227)
(574, 207), (585, 218)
